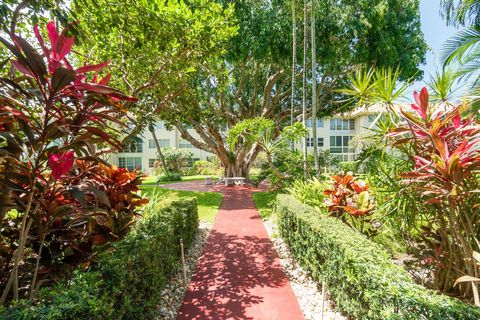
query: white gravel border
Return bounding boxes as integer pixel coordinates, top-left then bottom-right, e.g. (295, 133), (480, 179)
(155, 215), (346, 320)
(156, 222), (212, 320)
(263, 218), (346, 320)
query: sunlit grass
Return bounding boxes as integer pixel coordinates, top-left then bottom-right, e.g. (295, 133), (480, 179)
(140, 185), (222, 223)
(252, 191), (278, 220)
(141, 175), (218, 185)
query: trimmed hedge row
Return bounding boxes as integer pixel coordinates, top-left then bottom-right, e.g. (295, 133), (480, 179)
(275, 194), (480, 320)
(1, 198), (198, 320)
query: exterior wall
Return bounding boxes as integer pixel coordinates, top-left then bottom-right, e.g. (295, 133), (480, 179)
(297, 114), (375, 162)
(109, 114), (376, 174)
(109, 122), (214, 175)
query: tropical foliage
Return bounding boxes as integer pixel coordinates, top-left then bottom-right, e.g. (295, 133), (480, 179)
(387, 87), (480, 300)
(227, 117), (307, 186)
(323, 172), (378, 237)
(0, 21), (143, 304)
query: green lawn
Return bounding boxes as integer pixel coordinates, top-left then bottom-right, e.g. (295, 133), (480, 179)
(142, 175), (218, 185)
(141, 185), (222, 223)
(252, 191), (278, 220)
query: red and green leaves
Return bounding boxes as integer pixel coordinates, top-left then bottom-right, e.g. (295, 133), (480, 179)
(0, 21), (140, 301)
(324, 172), (375, 218)
(323, 172), (378, 237)
(388, 87), (480, 201)
(48, 151), (75, 179)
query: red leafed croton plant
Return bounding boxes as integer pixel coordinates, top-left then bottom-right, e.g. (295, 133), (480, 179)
(388, 87), (480, 301)
(0, 21), (145, 304)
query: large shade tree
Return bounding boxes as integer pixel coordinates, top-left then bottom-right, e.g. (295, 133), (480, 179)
(72, 0), (237, 161)
(72, 0), (426, 177)
(156, 0), (427, 177)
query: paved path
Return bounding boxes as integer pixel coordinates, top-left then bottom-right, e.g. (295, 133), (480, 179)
(177, 186), (304, 320)
(161, 180), (269, 193)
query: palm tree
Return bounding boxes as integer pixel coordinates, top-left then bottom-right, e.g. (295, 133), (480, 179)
(442, 1), (480, 87)
(291, 0), (297, 150)
(441, 0), (480, 26)
(302, 0), (308, 179)
(311, 0), (319, 176)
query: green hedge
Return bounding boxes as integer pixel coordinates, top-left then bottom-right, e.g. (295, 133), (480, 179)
(275, 194), (480, 320)
(1, 198), (198, 320)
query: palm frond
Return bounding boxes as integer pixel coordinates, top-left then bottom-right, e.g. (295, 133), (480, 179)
(442, 26), (480, 67)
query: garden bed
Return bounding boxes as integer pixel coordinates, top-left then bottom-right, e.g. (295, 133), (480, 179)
(263, 217), (346, 320)
(275, 194), (480, 320)
(0, 198), (199, 320)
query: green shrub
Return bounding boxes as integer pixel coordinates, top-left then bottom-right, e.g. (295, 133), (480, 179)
(192, 159), (221, 175)
(157, 172), (182, 182)
(275, 194), (480, 320)
(337, 161), (357, 173)
(1, 198), (198, 320)
(285, 177), (327, 209)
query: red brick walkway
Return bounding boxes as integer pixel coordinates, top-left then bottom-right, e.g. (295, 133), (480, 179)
(176, 184), (304, 320)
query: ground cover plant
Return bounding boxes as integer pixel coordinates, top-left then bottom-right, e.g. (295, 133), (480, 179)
(0, 21), (143, 305)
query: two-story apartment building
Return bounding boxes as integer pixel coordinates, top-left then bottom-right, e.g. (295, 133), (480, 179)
(109, 110), (378, 174)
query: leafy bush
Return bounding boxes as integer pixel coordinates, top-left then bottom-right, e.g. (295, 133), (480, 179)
(387, 88), (480, 299)
(153, 148), (193, 175)
(275, 194), (480, 320)
(157, 172), (183, 182)
(192, 159), (221, 176)
(337, 161), (357, 173)
(0, 21), (137, 303)
(0, 198), (198, 319)
(323, 172), (378, 237)
(285, 177), (327, 209)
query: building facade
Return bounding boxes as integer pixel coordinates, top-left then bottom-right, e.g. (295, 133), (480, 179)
(109, 112), (376, 175)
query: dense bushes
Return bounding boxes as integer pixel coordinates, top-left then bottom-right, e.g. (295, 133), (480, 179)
(192, 159), (222, 176)
(0, 198), (198, 319)
(0, 22), (139, 303)
(153, 148), (193, 175)
(275, 194), (480, 320)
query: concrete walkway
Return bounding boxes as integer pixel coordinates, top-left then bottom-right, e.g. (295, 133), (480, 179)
(176, 185), (304, 320)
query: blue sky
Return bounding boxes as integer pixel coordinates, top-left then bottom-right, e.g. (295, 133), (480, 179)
(413, 0), (460, 93)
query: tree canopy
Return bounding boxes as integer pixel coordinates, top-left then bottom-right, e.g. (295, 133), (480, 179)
(70, 0), (427, 176)
(156, 0), (427, 176)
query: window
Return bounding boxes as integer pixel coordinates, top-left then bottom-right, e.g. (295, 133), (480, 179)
(330, 118), (355, 131)
(306, 137), (324, 147)
(333, 154), (354, 162)
(306, 137), (314, 147)
(306, 118), (324, 128)
(317, 137), (324, 147)
(149, 159), (156, 168)
(149, 139), (170, 148)
(330, 135), (353, 154)
(367, 114), (376, 123)
(118, 157), (142, 171)
(122, 138), (143, 153)
(179, 139), (193, 148)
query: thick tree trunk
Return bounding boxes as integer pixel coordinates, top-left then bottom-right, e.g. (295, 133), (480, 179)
(224, 161), (251, 178)
(219, 145), (260, 178)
